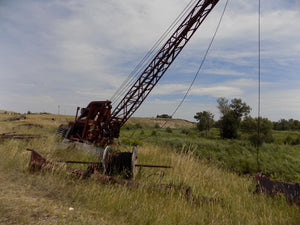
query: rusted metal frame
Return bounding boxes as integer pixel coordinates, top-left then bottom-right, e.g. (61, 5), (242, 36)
(57, 160), (172, 169)
(81, 102), (104, 141)
(111, 0), (218, 127)
(57, 160), (100, 164)
(71, 101), (112, 144)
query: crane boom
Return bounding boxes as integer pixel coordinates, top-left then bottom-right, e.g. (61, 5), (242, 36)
(60, 0), (220, 146)
(111, 0), (219, 126)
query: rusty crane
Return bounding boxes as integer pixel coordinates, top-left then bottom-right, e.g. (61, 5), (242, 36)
(57, 0), (220, 147)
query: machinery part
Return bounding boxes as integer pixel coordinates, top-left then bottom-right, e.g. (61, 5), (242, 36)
(103, 151), (134, 179)
(60, 0), (220, 146)
(131, 146), (138, 178)
(103, 146), (112, 174)
(56, 124), (69, 138)
(255, 172), (300, 207)
(27, 148), (54, 171)
(103, 146), (138, 179)
(135, 164), (172, 169)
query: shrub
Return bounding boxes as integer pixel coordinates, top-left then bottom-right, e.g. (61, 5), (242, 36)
(181, 128), (190, 135)
(165, 127), (172, 133)
(121, 138), (142, 146)
(135, 123), (142, 129)
(284, 135), (293, 145)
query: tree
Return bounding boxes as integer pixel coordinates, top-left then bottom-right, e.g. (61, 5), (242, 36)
(220, 110), (239, 139)
(217, 97), (230, 117)
(157, 114), (172, 119)
(230, 98), (251, 120)
(241, 116), (274, 145)
(194, 111), (214, 135)
(217, 97), (251, 139)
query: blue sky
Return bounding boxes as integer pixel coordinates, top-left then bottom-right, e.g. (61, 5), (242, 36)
(1, 0), (300, 121)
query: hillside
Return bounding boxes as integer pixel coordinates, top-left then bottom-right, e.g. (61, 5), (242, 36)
(0, 113), (299, 224)
(0, 109), (19, 115)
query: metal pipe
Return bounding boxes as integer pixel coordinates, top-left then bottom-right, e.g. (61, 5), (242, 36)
(57, 160), (100, 164)
(135, 164), (172, 168)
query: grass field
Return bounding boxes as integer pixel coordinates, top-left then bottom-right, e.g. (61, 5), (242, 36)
(0, 113), (299, 224)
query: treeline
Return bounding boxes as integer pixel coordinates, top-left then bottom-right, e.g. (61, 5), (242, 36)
(194, 97), (300, 146)
(273, 119), (300, 131)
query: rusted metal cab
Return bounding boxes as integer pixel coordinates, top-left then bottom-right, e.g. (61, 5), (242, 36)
(63, 101), (120, 146)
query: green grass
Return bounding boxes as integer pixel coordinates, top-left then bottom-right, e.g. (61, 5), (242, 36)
(0, 114), (299, 224)
(120, 125), (300, 183)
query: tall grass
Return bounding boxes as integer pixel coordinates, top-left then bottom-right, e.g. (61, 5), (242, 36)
(0, 114), (299, 224)
(121, 125), (300, 183)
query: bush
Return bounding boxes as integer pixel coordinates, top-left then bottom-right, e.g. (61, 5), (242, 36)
(284, 135), (293, 145)
(181, 128), (190, 135)
(249, 133), (263, 147)
(121, 138), (142, 146)
(293, 135), (300, 145)
(165, 127), (172, 133)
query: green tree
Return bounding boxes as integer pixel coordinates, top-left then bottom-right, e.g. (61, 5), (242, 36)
(217, 97), (230, 117)
(241, 116), (274, 146)
(157, 114), (172, 119)
(220, 110), (239, 139)
(194, 111), (214, 135)
(230, 98), (251, 120)
(217, 97), (251, 139)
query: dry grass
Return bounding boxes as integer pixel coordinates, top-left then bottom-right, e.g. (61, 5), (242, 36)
(126, 117), (196, 128)
(0, 114), (299, 225)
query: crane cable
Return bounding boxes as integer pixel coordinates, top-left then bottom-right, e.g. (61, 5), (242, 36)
(130, 0), (229, 141)
(110, 0), (196, 106)
(257, 0), (261, 171)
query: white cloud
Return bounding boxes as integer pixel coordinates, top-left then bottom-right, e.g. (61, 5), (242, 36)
(1, 0), (300, 121)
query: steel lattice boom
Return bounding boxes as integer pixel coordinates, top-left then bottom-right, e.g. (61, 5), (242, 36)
(111, 0), (219, 126)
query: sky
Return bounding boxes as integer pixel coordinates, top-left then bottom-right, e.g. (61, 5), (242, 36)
(1, 0), (300, 122)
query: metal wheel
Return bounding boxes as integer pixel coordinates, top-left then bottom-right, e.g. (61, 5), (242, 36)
(102, 146), (112, 175)
(131, 146), (138, 179)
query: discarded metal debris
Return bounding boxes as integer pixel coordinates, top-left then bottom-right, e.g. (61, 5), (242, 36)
(27, 149), (54, 171)
(135, 164), (172, 169)
(26, 148), (171, 187)
(27, 147), (171, 179)
(0, 132), (41, 140)
(57, 147), (171, 179)
(255, 172), (300, 207)
(26, 148), (215, 206)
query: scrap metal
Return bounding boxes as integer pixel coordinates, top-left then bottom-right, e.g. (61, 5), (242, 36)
(255, 172), (300, 207)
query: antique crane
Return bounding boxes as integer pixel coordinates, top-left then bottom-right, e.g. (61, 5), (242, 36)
(58, 0), (220, 146)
